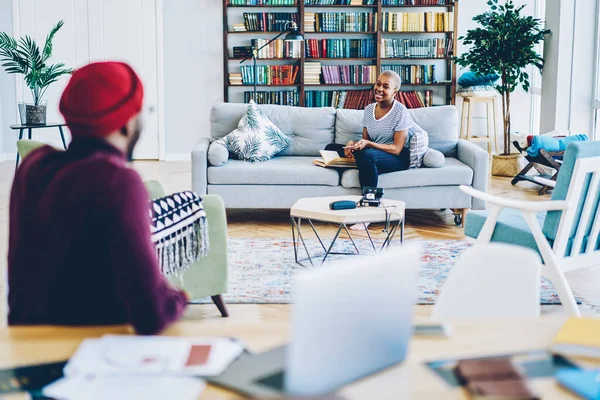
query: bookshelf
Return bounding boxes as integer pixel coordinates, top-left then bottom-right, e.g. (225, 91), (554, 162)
(223, 0), (458, 109)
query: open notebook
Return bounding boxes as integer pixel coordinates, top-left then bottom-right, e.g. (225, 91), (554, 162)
(313, 150), (357, 168)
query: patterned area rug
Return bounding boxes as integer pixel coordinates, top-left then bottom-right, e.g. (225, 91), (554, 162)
(193, 238), (569, 305)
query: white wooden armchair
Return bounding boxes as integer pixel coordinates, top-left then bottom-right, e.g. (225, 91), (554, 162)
(461, 141), (600, 316)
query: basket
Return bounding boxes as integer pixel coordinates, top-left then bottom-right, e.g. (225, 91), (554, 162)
(492, 153), (525, 177)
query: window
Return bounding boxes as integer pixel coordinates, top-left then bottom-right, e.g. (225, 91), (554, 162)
(593, 1), (600, 139)
(529, 0), (545, 135)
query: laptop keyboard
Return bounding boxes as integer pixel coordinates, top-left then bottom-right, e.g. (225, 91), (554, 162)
(256, 370), (286, 390)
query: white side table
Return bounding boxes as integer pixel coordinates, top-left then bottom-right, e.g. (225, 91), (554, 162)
(290, 196), (406, 266)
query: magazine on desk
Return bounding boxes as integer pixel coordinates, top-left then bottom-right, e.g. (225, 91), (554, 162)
(313, 150), (357, 169)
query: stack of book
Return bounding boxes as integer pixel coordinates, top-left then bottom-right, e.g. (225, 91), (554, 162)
(229, 73), (243, 85)
(232, 23), (247, 32)
(233, 46), (253, 58)
(304, 61), (322, 84)
(304, 12), (316, 33)
(304, 0), (375, 4)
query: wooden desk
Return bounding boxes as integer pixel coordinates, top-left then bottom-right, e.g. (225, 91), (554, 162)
(0, 319), (584, 399)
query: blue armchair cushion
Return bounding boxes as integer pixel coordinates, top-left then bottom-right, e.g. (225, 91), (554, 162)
(465, 208), (549, 256)
(457, 72), (500, 88)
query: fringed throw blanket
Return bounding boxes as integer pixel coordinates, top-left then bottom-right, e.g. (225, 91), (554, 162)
(150, 191), (209, 278)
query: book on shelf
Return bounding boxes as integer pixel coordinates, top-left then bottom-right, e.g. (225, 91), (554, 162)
(551, 317), (600, 359)
(240, 65), (299, 85)
(304, 0), (376, 4)
(304, 61), (322, 84)
(382, 12), (454, 32)
(381, 38), (451, 59)
(229, 0), (296, 4)
(321, 65), (377, 84)
(313, 150), (357, 168)
(307, 12), (377, 33)
(232, 23), (247, 32)
(381, 64), (436, 84)
(250, 39), (302, 58)
(242, 12), (299, 32)
(382, 0), (452, 4)
(244, 90), (299, 106)
(229, 73), (243, 85)
(305, 38), (376, 59)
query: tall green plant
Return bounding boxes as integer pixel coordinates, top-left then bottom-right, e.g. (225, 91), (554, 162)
(454, 0), (550, 155)
(0, 20), (72, 106)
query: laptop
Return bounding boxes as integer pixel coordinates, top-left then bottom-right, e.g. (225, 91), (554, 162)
(209, 244), (421, 398)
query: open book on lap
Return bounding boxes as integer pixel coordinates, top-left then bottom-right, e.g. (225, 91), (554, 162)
(313, 150), (357, 168)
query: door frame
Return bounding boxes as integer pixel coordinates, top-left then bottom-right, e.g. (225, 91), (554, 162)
(10, 0), (167, 160)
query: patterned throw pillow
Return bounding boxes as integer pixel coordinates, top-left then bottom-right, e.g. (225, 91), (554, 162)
(217, 100), (292, 162)
(408, 125), (429, 168)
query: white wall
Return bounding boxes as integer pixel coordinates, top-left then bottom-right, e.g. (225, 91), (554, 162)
(0, 0), (14, 157)
(162, 0), (223, 157)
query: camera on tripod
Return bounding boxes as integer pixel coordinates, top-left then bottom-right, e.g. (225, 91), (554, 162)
(359, 186), (383, 207)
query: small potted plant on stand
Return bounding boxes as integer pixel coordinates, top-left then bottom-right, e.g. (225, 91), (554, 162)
(454, 0), (550, 176)
(0, 20), (72, 125)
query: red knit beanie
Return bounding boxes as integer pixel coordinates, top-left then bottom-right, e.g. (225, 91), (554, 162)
(59, 62), (144, 137)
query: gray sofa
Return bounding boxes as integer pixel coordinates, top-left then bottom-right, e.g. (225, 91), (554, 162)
(192, 102), (488, 215)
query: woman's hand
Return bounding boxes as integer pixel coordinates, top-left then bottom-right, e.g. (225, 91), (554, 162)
(344, 141), (356, 158)
(354, 139), (370, 150)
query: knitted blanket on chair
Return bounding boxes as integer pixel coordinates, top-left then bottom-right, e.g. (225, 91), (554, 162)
(150, 191), (209, 278)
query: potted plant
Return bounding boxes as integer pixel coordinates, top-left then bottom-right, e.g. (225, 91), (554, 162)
(0, 20), (72, 125)
(454, 0), (550, 176)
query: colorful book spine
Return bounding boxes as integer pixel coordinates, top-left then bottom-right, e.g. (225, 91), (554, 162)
(304, 39), (376, 58)
(380, 38), (451, 59)
(240, 65), (299, 85)
(242, 13), (299, 32)
(381, 64), (436, 84)
(245, 90), (299, 106)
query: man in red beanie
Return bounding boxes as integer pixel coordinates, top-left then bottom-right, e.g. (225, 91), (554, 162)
(7, 62), (188, 335)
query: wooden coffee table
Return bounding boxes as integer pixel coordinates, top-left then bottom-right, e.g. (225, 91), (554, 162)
(290, 196), (405, 266)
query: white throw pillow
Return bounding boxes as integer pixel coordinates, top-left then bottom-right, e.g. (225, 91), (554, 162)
(422, 148), (445, 168)
(217, 100), (292, 162)
(408, 125), (429, 168)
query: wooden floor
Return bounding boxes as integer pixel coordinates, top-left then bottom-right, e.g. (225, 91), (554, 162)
(0, 160), (598, 330)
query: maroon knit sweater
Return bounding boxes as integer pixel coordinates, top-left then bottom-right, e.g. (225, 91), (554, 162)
(8, 138), (187, 334)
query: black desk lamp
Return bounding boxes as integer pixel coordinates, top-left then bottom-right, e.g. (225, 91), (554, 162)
(240, 21), (304, 103)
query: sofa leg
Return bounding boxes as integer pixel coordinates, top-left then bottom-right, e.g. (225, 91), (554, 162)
(211, 295), (229, 317)
(451, 208), (469, 227)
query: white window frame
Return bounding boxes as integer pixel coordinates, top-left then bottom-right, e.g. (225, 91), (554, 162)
(529, 0), (545, 135)
(593, 0), (600, 140)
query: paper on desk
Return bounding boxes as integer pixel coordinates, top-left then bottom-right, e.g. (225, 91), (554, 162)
(42, 375), (205, 400)
(64, 335), (245, 377)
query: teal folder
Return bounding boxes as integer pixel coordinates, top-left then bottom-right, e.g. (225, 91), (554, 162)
(555, 369), (600, 400)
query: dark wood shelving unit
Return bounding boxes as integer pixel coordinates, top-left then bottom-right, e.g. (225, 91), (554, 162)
(223, 0), (458, 108)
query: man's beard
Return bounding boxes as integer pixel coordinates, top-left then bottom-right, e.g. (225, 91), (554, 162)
(126, 124), (142, 161)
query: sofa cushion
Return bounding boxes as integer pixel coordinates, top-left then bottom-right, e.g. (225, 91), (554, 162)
(340, 157), (472, 189)
(207, 141), (229, 166)
(207, 156), (340, 186)
(217, 101), (292, 162)
(334, 105), (459, 157)
(211, 102), (335, 157)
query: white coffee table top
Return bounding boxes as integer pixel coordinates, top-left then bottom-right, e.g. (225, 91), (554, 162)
(290, 196), (405, 224)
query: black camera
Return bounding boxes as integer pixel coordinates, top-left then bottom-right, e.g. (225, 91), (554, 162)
(359, 186), (383, 207)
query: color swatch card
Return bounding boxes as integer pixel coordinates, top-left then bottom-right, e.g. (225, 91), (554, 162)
(64, 335), (245, 378)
